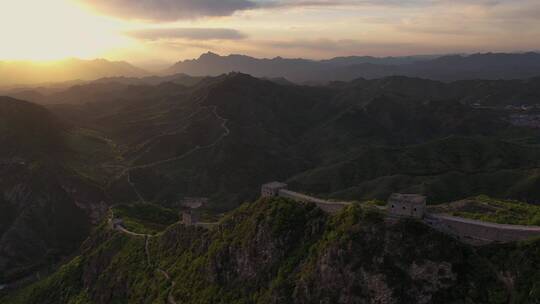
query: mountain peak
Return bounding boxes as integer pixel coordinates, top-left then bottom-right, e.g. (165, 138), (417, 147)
(199, 51), (220, 59)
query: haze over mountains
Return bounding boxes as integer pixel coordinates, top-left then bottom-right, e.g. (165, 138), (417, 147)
(166, 52), (540, 83)
(3, 52), (540, 88)
(0, 59), (147, 88)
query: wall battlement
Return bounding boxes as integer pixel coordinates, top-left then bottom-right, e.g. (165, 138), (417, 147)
(387, 193), (426, 219)
(425, 214), (540, 245)
(261, 182), (540, 244)
(278, 189), (351, 213)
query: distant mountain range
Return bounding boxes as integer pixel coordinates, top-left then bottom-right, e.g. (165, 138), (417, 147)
(3, 73), (205, 105)
(165, 52), (540, 82)
(3, 52), (540, 88)
(0, 58), (147, 87)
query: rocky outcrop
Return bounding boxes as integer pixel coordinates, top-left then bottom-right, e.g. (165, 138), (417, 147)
(7, 198), (539, 304)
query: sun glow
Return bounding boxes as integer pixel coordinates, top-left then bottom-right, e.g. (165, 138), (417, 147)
(0, 0), (133, 61)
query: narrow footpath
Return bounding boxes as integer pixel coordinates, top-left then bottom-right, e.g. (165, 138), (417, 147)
(118, 105), (230, 203)
(109, 210), (178, 304)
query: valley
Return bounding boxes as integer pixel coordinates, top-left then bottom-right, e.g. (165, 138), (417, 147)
(3, 0), (540, 301)
(3, 73), (540, 302)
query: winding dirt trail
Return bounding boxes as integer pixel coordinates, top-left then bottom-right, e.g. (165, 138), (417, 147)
(103, 105), (230, 302)
(127, 171), (146, 203)
(119, 105), (230, 203)
(109, 210), (178, 304)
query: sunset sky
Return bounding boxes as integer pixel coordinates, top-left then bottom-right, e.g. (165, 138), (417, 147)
(1, 0), (539, 67)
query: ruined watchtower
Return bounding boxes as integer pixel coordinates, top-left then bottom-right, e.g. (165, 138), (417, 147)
(181, 210), (199, 226)
(180, 197), (208, 209)
(387, 193), (426, 219)
(261, 181), (288, 197)
(179, 197), (206, 226)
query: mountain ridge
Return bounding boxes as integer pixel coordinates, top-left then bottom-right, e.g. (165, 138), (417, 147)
(3, 198), (539, 303)
(0, 97), (111, 283)
(166, 52), (540, 83)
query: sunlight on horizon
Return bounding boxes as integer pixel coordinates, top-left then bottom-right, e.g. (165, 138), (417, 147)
(1, 0), (539, 65)
(0, 0), (134, 61)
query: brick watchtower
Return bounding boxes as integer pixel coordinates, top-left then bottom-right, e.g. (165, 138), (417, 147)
(387, 193), (426, 219)
(261, 182), (288, 197)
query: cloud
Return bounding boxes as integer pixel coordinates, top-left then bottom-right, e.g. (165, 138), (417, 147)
(76, 0), (436, 21)
(127, 28), (247, 41)
(78, 0), (258, 21)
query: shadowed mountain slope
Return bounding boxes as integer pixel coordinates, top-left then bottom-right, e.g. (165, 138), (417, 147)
(30, 74), (540, 210)
(0, 97), (109, 283)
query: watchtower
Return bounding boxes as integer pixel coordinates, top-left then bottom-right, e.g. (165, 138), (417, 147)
(181, 197), (208, 209)
(261, 182), (288, 197)
(111, 218), (124, 229)
(182, 210), (199, 226)
(387, 193), (426, 219)
(178, 196), (206, 226)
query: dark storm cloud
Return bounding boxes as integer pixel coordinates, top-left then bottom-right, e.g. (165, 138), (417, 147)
(78, 0), (434, 21)
(80, 0), (258, 21)
(127, 28), (247, 41)
(80, 0), (536, 23)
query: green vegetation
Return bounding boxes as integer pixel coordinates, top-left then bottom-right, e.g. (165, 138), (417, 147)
(5, 75), (540, 303)
(431, 195), (540, 225)
(361, 199), (386, 208)
(113, 203), (179, 234)
(0, 98), (110, 282)
(0, 96), (66, 160)
(480, 238), (540, 303)
(65, 128), (125, 186)
(5, 197), (539, 304)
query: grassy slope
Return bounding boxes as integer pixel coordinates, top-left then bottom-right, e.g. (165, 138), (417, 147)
(289, 136), (540, 204)
(429, 195), (540, 225)
(112, 203), (179, 234)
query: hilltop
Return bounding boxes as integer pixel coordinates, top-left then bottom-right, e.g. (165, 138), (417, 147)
(0, 96), (66, 159)
(3, 198), (539, 303)
(0, 97), (112, 284)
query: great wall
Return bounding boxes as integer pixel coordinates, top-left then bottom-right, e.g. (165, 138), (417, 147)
(112, 182), (540, 246)
(102, 99), (536, 247)
(3, 182), (532, 295)
(260, 182), (540, 245)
